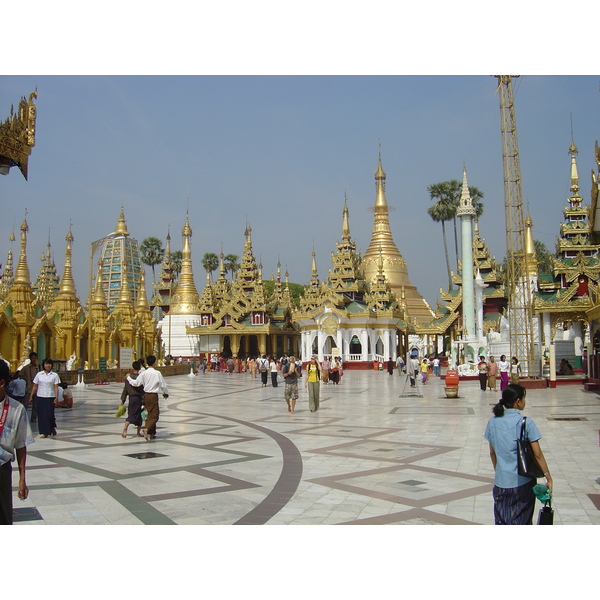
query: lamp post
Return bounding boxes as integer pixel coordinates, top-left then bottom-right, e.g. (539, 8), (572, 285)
(0, 91), (37, 180)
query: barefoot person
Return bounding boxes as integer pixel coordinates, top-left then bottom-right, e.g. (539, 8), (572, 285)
(120, 361), (144, 438)
(282, 356), (301, 414)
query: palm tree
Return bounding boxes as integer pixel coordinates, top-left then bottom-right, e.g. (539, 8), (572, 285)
(223, 254), (239, 280)
(139, 237), (164, 284)
(171, 250), (183, 279)
(201, 252), (219, 278)
(427, 199), (455, 290)
(429, 181), (485, 270)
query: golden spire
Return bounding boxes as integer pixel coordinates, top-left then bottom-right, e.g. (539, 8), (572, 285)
(311, 249), (318, 280)
(13, 214), (31, 285)
(93, 262), (107, 304)
(169, 213), (201, 315)
(569, 140), (580, 196)
(57, 224), (77, 296)
(524, 213), (538, 277)
(135, 269), (150, 311)
(342, 193), (351, 241)
(362, 151), (433, 323)
(374, 148), (387, 209)
(114, 206), (129, 237)
(117, 264), (133, 305)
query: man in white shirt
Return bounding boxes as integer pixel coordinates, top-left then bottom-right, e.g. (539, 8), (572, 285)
(0, 359), (34, 524)
(127, 355), (168, 441)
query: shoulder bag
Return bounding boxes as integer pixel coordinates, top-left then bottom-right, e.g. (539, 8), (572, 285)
(517, 417), (545, 479)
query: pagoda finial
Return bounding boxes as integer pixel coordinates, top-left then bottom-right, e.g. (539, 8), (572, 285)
(14, 213), (31, 285)
(342, 197), (351, 241)
(374, 146), (387, 208)
(135, 269), (150, 311)
(569, 139), (580, 196)
(57, 223), (76, 296)
(93, 261), (107, 304)
(170, 213), (201, 315)
(456, 167), (476, 217)
(115, 206), (129, 237)
(524, 213), (538, 277)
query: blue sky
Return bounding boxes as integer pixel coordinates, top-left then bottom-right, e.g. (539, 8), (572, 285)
(2, 74), (598, 310)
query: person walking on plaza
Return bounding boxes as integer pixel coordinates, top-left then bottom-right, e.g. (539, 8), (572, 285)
(477, 356), (489, 391)
(420, 358), (429, 384)
(321, 356), (330, 384)
(305, 355), (321, 412)
(396, 355), (405, 376)
(226, 357), (235, 374)
(409, 355), (419, 387)
(127, 355), (168, 441)
(258, 355), (269, 387)
(248, 356), (257, 378)
(0, 359), (34, 525)
(8, 371), (26, 406)
(487, 356), (498, 391)
(21, 351), (40, 423)
(510, 356), (521, 384)
(282, 356), (301, 414)
(432, 356), (440, 377)
(120, 361), (144, 438)
(498, 355), (510, 391)
(269, 356), (279, 387)
(484, 384), (553, 525)
(387, 357), (394, 376)
(29, 358), (60, 439)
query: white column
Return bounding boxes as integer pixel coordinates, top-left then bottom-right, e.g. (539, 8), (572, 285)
(361, 329), (369, 361)
(573, 321), (584, 369)
(542, 312), (552, 347)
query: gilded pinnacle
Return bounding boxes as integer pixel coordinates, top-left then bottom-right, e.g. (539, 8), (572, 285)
(115, 206), (129, 237)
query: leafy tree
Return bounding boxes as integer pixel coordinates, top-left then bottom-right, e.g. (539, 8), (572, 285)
(224, 254), (240, 279)
(201, 252), (219, 276)
(534, 240), (553, 275)
(427, 199), (455, 290)
(139, 237), (164, 284)
(171, 250), (183, 278)
(427, 180), (485, 280)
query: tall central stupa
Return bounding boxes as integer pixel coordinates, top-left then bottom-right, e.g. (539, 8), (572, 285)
(362, 152), (434, 324)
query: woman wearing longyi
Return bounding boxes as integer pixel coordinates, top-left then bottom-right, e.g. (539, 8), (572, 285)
(484, 384), (553, 525)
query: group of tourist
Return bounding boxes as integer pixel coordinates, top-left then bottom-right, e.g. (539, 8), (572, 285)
(477, 355), (521, 392)
(1, 348), (556, 527)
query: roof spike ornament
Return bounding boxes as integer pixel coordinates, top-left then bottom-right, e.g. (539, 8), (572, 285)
(114, 206), (129, 237)
(14, 213), (31, 286)
(57, 223), (77, 296)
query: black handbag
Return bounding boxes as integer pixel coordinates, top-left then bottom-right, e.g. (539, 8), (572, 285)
(537, 498), (554, 525)
(516, 417), (545, 479)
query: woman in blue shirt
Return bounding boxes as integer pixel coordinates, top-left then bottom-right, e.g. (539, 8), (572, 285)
(484, 384), (553, 524)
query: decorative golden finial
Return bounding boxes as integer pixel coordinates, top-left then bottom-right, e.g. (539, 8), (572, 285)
(13, 213), (31, 285)
(114, 206), (129, 237)
(135, 269), (150, 311)
(57, 223), (77, 296)
(93, 261), (107, 304)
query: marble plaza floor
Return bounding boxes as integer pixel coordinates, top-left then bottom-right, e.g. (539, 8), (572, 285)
(10, 368), (600, 525)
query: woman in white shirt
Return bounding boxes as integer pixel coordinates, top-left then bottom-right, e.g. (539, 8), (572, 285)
(269, 357), (279, 387)
(498, 354), (510, 391)
(29, 359), (60, 438)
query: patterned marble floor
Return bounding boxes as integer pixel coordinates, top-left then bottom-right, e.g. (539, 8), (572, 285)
(10, 368), (600, 525)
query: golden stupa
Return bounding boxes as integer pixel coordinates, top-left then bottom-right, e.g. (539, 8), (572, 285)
(362, 152), (434, 324)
